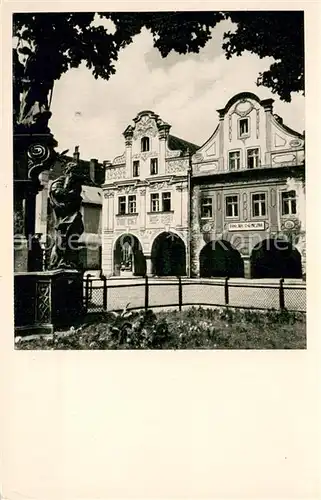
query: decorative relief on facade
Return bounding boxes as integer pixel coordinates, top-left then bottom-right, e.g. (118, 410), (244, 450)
(104, 191), (115, 198)
(148, 213), (173, 225)
(272, 153), (296, 164)
(132, 151), (158, 162)
(256, 109), (260, 139)
(105, 166), (126, 180)
(133, 116), (158, 139)
(165, 159), (188, 174)
(113, 152), (126, 165)
(289, 139), (303, 148)
(217, 193), (221, 211)
(243, 192), (248, 220)
(139, 188), (146, 195)
(193, 152), (204, 162)
(234, 99), (254, 117)
(115, 184), (137, 194)
(201, 221), (215, 233)
(228, 114), (232, 141)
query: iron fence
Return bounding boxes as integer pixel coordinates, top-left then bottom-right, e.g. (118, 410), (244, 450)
(83, 275), (306, 314)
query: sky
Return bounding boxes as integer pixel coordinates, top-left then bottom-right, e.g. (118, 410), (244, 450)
(50, 18), (305, 163)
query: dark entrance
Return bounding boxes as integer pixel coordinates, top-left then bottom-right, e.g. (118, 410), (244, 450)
(200, 240), (244, 278)
(151, 232), (186, 276)
(114, 234), (146, 276)
(250, 239), (302, 278)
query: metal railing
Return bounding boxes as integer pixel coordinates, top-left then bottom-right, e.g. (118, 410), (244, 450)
(83, 275), (306, 314)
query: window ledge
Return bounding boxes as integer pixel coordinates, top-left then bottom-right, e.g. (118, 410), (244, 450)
(147, 210), (174, 215)
(116, 213), (139, 217)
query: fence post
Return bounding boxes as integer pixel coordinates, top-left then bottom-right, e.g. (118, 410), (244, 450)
(178, 276), (182, 312)
(224, 276), (229, 306)
(102, 275), (107, 311)
(145, 275), (149, 312)
(279, 278), (285, 310)
(84, 274), (91, 311)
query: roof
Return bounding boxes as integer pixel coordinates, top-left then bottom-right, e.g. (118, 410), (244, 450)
(168, 135), (199, 155)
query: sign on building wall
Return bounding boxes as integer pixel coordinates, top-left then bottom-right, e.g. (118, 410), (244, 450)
(228, 221), (265, 231)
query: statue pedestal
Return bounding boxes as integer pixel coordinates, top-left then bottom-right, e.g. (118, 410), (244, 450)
(14, 269), (84, 336)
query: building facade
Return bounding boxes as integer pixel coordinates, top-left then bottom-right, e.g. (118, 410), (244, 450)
(101, 110), (199, 277)
(190, 92), (305, 279)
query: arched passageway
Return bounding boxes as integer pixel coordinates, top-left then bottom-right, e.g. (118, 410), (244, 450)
(151, 232), (186, 276)
(250, 239), (302, 278)
(199, 240), (244, 278)
(113, 234), (146, 276)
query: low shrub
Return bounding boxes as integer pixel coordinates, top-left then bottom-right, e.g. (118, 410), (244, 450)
(15, 306), (306, 350)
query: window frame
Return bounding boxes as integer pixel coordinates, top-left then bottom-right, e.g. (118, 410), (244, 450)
(225, 194), (239, 219)
(228, 150), (241, 171)
(251, 192), (267, 218)
(133, 160), (140, 177)
(238, 117), (250, 139)
(128, 194), (137, 214)
(246, 147), (260, 169)
(150, 193), (160, 213)
(162, 192), (171, 212)
(150, 157), (158, 175)
(281, 190), (297, 216)
(200, 197), (213, 219)
(118, 195), (127, 215)
(141, 136), (150, 152)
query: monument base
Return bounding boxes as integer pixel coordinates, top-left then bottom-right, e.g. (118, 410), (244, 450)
(14, 269), (84, 336)
(14, 236), (29, 273)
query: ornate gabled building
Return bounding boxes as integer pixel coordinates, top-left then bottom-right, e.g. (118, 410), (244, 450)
(190, 92), (305, 279)
(101, 110), (199, 277)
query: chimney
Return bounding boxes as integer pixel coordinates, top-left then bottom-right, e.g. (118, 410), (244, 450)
(89, 158), (98, 183)
(73, 145), (80, 163)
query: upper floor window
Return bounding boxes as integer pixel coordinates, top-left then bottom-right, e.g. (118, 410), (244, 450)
(133, 160), (140, 177)
(162, 192), (171, 212)
(150, 158), (158, 175)
(118, 195), (137, 215)
(118, 196), (126, 215)
(150, 193), (159, 212)
(226, 195), (239, 218)
(229, 151), (241, 171)
(128, 195), (137, 214)
(239, 118), (249, 138)
(201, 197), (213, 218)
(281, 190), (297, 215)
(141, 136), (150, 152)
(247, 148), (260, 169)
(252, 193), (267, 217)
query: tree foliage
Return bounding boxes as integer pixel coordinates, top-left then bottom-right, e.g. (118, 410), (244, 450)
(13, 10), (304, 123)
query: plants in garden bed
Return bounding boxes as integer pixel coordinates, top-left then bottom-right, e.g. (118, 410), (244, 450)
(15, 306), (306, 350)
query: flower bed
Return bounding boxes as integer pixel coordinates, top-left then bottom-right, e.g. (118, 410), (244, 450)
(15, 306), (306, 350)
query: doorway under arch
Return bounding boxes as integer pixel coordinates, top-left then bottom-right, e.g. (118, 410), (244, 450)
(151, 232), (186, 276)
(199, 240), (244, 278)
(250, 239), (302, 278)
(113, 234), (146, 276)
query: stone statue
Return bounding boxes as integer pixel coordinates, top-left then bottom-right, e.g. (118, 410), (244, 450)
(48, 161), (84, 270)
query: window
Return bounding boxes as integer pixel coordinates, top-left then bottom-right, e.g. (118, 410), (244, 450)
(282, 190), (297, 215)
(252, 193), (267, 217)
(239, 118), (249, 137)
(247, 148), (260, 169)
(141, 137), (150, 152)
(201, 197), (213, 218)
(150, 193), (159, 212)
(162, 192), (171, 212)
(128, 195), (137, 214)
(229, 151), (241, 171)
(133, 160), (140, 177)
(226, 195), (239, 217)
(118, 196), (126, 215)
(150, 158), (158, 175)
